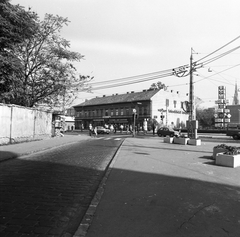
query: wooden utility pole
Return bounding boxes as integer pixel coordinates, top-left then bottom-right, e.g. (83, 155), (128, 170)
(188, 48), (198, 139)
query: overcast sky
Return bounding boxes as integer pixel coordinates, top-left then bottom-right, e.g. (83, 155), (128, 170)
(12, 0), (240, 107)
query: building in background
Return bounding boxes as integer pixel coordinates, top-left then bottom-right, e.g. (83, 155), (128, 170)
(73, 89), (188, 130)
(227, 105), (240, 124)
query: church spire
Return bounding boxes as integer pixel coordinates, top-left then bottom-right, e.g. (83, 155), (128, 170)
(232, 81), (239, 105)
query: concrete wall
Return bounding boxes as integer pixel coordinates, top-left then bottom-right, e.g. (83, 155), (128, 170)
(0, 103), (52, 145)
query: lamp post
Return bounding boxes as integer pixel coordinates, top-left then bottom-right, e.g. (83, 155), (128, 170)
(132, 102), (142, 137)
(132, 108), (137, 137)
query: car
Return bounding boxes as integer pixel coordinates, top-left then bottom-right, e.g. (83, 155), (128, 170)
(157, 127), (180, 137)
(96, 126), (110, 134)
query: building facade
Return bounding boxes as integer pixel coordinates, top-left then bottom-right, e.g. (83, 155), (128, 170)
(73, 89), (189, 130)
(227, 105), (240, 124)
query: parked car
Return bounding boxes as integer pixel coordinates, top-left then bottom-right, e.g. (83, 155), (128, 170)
(96, 126), (110, 134)
(226, 123), (240, 140)
(157, 127), (180, 137)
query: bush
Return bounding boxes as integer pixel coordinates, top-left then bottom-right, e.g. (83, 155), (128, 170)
(214, 144), (240, 155)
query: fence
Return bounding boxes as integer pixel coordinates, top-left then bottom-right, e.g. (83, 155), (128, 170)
(0, 103), (52, 145)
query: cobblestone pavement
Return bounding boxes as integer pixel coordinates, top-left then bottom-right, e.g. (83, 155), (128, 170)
(0, 138), (123, 236)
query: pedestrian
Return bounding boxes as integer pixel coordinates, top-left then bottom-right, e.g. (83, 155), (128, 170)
(92, 126), (97, 138)
(89, 123), (93, 137)
(114, 124), (117, 133)
(143, 119), (147, 135)
(126, 124), (129, 134)
(152, 123), (156, 135)
(120, 124), (123, 133)
(110, 124), (114, 133)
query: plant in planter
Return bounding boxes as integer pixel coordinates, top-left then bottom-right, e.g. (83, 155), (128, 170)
(215, 145), (240, 168)
(213, 144), (230, 159)
(223, 146), (240, 155)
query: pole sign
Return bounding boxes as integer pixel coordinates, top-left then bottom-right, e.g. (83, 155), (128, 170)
(214, 86), (231, 128)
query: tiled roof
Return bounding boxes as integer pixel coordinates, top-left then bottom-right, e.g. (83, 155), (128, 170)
(74, 89), (160, 107)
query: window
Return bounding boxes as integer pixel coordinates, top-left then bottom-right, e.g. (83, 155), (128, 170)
(166, 99), (169, 107)
(126, 108), (129, 115)
(174, 100), (177, 108)
(120, 108), (123, 115)
(105, 109), (108, 116)
(143, 106), (148, 115)
(115, 108), (119, 116)
(110, 109), (114, 116)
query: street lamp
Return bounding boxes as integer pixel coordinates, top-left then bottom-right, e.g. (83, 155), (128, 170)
(132, 102), (142, 137)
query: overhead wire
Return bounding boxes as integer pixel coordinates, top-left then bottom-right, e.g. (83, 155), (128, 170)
(90, 71), (174, 90)
(195, 35), (240, 63)
(87, 35), (240, 91)
(195, 46), (240, 68)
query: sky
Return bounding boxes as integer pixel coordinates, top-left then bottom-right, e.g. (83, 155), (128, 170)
(11, 0), (240, 108)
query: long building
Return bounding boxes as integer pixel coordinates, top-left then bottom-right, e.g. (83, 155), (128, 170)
(73, 89), (189, 130)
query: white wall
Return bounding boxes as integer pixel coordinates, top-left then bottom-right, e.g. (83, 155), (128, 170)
(0, 103), (52, 145)
(151, 90), (189, 128)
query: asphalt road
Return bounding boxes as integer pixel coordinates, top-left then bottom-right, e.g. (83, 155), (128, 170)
(0, 137), (123, 236)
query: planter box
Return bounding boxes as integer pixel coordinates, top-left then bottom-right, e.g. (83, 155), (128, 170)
(163, 137), (174, 143)
(212, 147), (228, 160)
(173, 137), (189, 145)
(187, 139), (201, 146)
(216, 153), (240, 168)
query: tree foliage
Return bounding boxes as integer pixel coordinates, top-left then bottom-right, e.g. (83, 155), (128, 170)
(149, 81), (167, 90)
(196, 108), (215, 128)
(0, 0), (38, 101)
(0, 1), (92, 108)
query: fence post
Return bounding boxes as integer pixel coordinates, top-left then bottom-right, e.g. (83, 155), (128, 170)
(9, 106), (13, 144)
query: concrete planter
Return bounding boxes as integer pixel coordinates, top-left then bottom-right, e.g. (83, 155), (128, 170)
(173, 137), (189, 145)
(216, 153), (240, 168)
(212, 147), (228, 160)
(163, 137), (174, 143)
(187, 139), (201, 146)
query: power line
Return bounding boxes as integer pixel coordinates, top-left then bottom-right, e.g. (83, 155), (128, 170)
(88, 36), (240, 91)
(195, 35), (240, 63)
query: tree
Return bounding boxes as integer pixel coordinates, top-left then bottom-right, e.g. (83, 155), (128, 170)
(1, 10), (92, 107)
(149, 81), (167, 90)
(196, 108), (215, 129)
(0, 0), (38, 102)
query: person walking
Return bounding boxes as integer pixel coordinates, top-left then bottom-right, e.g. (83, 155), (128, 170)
(89, 123), (93, 137)
(114, 124), (117, 133)
(92, 126), (97, 138)
(152, 123), (156, 135)
(143, 119), (147, 135)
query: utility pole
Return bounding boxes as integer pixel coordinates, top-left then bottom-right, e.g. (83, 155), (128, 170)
(189, 48), (195, 121)
(188, 48), (198, 139)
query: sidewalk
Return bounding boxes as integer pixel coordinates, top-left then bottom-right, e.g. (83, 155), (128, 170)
(76, 137), (240, 237)
(0, 134), (90, 162)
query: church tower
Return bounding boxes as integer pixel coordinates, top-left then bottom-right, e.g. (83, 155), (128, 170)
(232, 81), (239, 105)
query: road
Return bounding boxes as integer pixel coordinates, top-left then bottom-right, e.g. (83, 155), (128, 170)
(0, 136), (123, 236)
